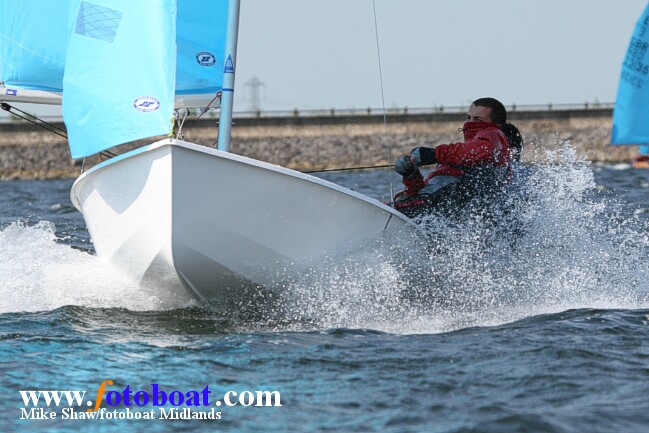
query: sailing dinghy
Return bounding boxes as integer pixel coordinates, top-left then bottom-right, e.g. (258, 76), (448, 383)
(611, 3), (649, 168)
(0, 0), (417, 305)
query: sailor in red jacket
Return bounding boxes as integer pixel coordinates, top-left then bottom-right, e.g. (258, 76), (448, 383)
(392, 97), (514, 216)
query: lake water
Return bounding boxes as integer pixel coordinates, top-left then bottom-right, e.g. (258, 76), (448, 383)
(2, 144), (649, 432)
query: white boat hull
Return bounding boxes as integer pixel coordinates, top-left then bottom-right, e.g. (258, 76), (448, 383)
(71, 139), (417, 306)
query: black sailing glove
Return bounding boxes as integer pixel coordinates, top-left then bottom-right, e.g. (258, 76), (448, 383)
(394, 155), (418, 179)
(411, 147), (436, 166)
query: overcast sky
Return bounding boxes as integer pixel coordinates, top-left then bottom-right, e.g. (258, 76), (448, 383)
(234, 0), (648, 112)
(2, 0), (647, 116)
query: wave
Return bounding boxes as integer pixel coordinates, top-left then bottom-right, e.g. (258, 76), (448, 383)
(1, 142), (649, 334)
(0, 220), (193, 314)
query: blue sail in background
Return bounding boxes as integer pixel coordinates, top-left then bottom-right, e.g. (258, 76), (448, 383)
(611, 3), (649, 146)
(0, 0), (79, 92)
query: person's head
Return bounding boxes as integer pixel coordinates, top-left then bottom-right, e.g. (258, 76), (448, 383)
(466, 97), (507, 125)
(501, 122), (523, 162)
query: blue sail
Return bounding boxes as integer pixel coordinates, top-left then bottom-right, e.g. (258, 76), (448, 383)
(176, 0), (229, 96)
(611, 3), (649, 145)
(0, 0), (79, 92)
(1, 0), (229, 158)
(63, 1), (177, 158)
(640, 144), (649, 156)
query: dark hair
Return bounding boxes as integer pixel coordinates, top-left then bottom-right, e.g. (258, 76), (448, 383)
(501, 122), (523, 162)
(472, 97), (507, 125)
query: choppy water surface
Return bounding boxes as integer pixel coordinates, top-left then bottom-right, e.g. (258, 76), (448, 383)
(2, 143), (649, 432)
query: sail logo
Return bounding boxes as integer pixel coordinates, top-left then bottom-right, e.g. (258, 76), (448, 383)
(224, 54), (235, 74)
(133, 96), (161, 112)
(196, 51), (216, 66)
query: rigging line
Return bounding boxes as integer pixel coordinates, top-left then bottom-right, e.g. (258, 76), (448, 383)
(196, 92), (222, 120)
(1, 102), (116, 165)
(303, 164), (390, 174)
(174, 109), (189, 139)
(371, 0), (395, 203)
(1, 102), (68, 138)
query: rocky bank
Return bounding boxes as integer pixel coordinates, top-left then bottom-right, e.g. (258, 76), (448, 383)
(0, 108), (637, 180)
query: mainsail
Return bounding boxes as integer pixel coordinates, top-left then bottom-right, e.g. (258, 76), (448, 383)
(611, 3), (649, 146)
(176, 1), (229, 98)
(0, 0), (229, 158)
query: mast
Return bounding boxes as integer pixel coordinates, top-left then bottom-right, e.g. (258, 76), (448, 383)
(217, 0), (241, 152)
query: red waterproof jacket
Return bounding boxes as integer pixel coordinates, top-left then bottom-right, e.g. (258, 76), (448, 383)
(402, 122), (511, 196)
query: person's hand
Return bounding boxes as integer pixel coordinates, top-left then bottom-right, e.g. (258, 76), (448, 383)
(410, 147), (436, 165)
(394, 155), (419, 179)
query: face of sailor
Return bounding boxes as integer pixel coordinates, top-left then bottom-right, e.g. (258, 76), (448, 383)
(465, 104), (493, 123)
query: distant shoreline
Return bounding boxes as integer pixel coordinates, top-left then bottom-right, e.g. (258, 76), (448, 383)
(0, 108), (638, 180)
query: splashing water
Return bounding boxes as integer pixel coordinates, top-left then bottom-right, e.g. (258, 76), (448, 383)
(1, 141), (649, 333)
(0, 220), (190, 313)
(274, 142), (649, 333)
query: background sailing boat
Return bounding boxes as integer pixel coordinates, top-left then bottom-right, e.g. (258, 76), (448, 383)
(611, 3), (649, 168)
